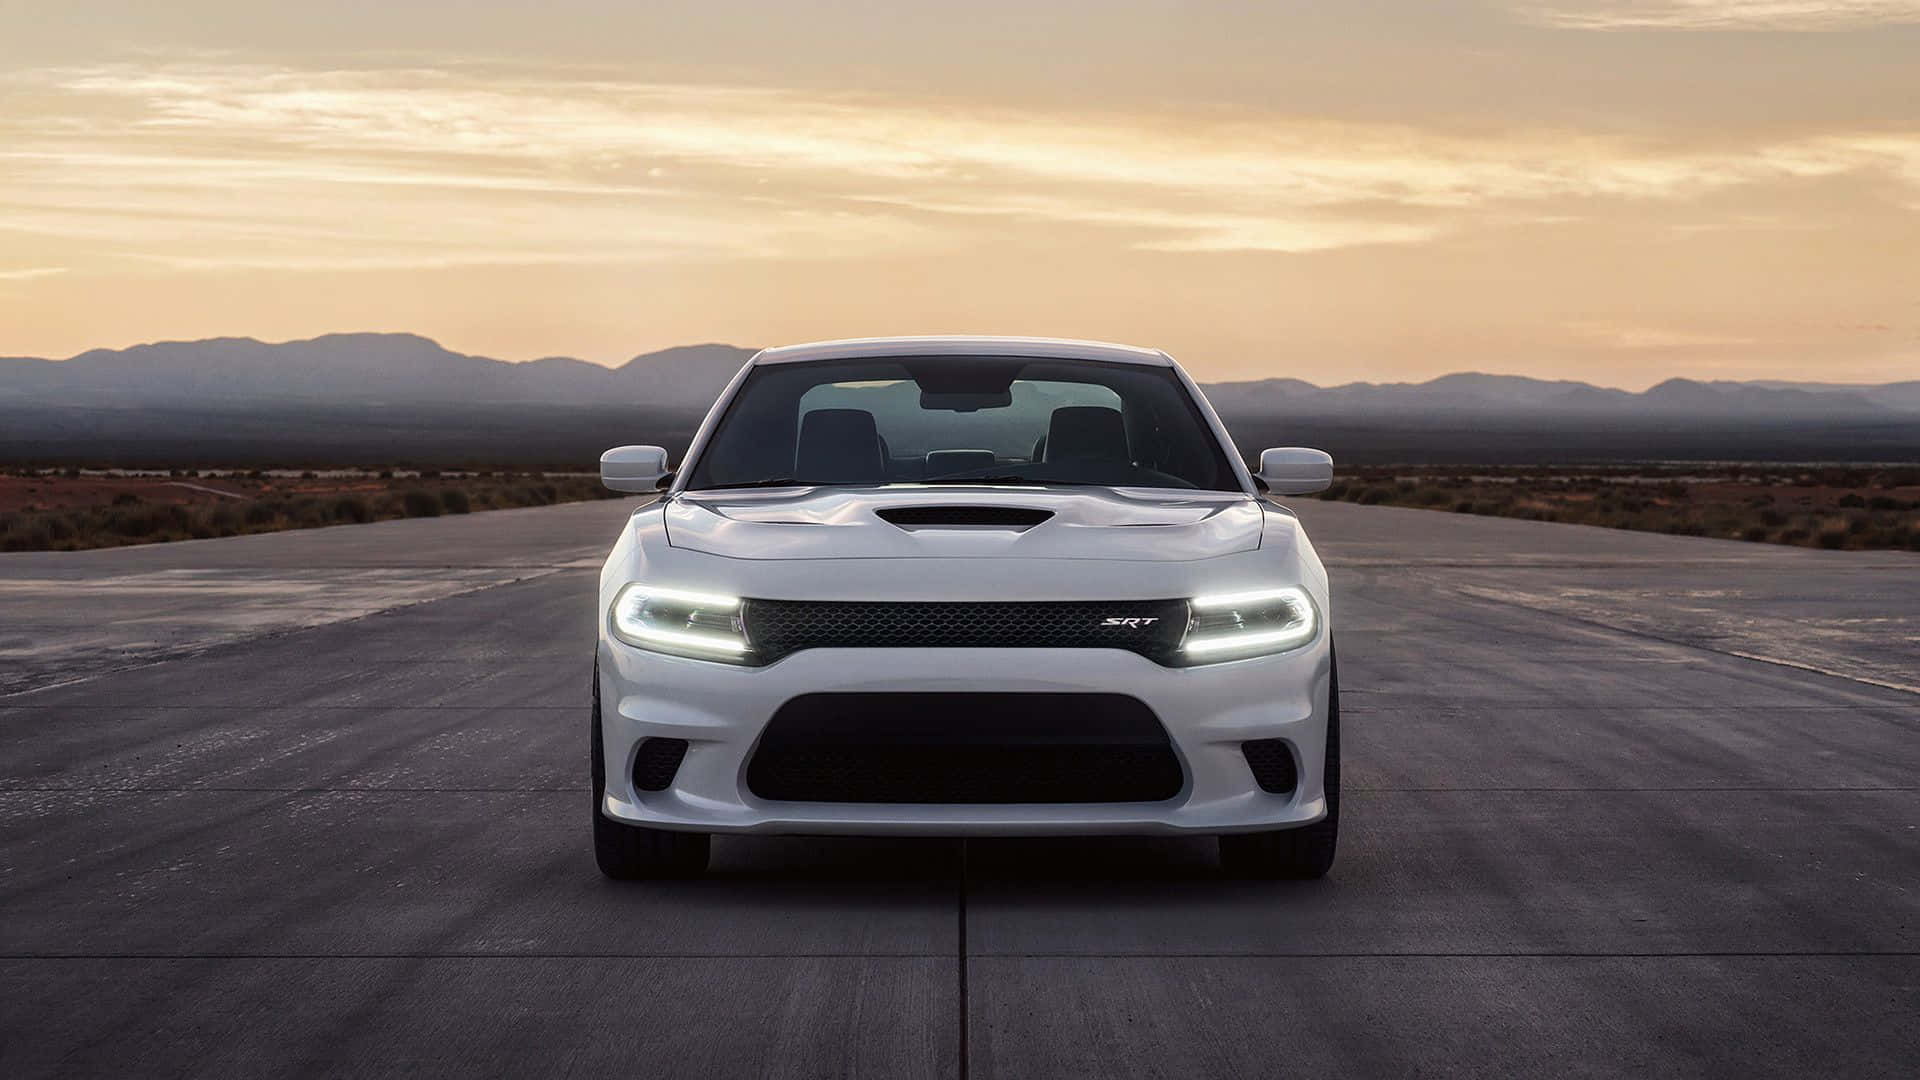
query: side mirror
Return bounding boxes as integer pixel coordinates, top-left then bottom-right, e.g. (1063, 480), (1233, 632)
(1254, 447), (1333, 495)
(600, 445), (672, 493)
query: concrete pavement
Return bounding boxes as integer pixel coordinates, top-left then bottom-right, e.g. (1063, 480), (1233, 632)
(2, 498), (1916, 1078)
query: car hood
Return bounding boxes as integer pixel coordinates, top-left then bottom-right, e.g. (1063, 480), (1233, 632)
(663, 486), (1264, 561)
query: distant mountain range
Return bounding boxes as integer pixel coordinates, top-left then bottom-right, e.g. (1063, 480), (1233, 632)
(4, 332), (1915, 419)
(4, 333), (1917, 465)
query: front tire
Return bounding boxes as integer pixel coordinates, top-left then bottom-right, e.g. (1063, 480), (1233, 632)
(591, 662), (710, 879)
(1219, 648), (1340, 879)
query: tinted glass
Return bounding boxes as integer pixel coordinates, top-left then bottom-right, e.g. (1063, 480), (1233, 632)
(685, 356), (1239, 492)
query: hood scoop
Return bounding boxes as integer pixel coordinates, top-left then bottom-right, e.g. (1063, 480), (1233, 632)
(876, 505), (1054, 531)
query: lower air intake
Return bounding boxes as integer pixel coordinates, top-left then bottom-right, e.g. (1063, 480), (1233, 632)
(1241, 738), (1299, 795)
(747, 692), (1183, 804)
(632, 737), (690, 792)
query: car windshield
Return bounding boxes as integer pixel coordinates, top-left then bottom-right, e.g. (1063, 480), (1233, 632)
(683, 356), (1241, 492)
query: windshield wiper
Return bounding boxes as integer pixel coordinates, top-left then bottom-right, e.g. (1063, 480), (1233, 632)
(695, 477), (807, 490)
(925, 474), (1106, 487)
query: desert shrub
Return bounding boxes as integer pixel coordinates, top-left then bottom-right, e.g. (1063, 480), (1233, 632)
(1741, 525), (1770, 542)
(244, 500), (278, 526)
(1357, 486), (1391, 505)
(112, 492), (142, 506)
(104, 505), (162, 537)
(1, 519), (53, 551)
(1867, 496), (1900, 511)
(1836, 493), (1866, 508)
(332, 495), (373, 524)
(287, 497), (329, 526)
(1816, 525), (1849, 549)
(401, 490), (441, 517)
(439, 488), (471, 514)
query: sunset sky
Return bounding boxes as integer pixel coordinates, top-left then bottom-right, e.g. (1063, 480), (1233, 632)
(1, 1), (1916, 386)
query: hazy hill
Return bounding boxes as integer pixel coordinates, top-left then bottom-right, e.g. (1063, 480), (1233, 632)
(1743, 380), (1920, 410)
(1203, 372), (1901, 418)
(0, 334), (755, 411)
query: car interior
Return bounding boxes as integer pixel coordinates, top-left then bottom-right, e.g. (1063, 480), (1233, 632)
(793, 403), (1145, 484)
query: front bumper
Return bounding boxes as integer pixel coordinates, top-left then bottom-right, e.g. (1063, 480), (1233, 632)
(596, 640), (1331, 836)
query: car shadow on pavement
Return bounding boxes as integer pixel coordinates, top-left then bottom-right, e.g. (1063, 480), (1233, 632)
(696, 833), (1325, 884)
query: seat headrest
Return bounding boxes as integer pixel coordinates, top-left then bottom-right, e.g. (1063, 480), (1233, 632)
(795, 408), (886, 483)
(1043, 406), (1128, 463)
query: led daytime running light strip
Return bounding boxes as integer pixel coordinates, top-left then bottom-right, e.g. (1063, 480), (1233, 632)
(623, 624), (750, 655)
(626, 585), (741, 611)
(1190, 586), (1306, 611)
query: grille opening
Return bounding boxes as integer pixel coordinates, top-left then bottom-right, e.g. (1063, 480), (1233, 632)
(747, 692), (1184, 804)
(741, 598), (1188, 664)
(632, 737), (690, 792)
(875, 505), (1054, 529)
(1242, 738), (1299, 795)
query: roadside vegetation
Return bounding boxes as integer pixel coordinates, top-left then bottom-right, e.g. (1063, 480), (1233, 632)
(1302, 464), (1920, 551)
(0, 468), (627, 552)
(6, 462), (1917, 553)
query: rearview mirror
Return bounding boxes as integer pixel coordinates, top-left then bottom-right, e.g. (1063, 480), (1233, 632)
(1254, 447), (1333, 495)
(600, 445), (672, 493)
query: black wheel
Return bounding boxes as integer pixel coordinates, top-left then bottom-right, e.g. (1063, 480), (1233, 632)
(1219, 648), (1339, 879)
(591, 662), (710, 879)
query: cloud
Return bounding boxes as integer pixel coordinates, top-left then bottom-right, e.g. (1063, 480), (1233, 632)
(2, 59), (1918, 272)
(1514, 1), (1920, 31)
(1567, 321), (1761, 349)
(0, 267), (70, 281)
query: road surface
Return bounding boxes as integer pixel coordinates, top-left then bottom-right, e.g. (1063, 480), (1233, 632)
(3, 498), (1917, 1078)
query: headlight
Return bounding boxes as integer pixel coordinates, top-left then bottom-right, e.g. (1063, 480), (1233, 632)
(608, 583), (752, 663)
(1180, 585), (1318, 662)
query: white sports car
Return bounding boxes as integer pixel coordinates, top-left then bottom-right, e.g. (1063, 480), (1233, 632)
(593, 337), (1338, 878)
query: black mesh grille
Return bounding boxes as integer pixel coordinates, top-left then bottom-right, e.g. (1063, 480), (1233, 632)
(742, 598), (1188, 663)
(748, 692), (1184, 804)
(632, 737), (689, 792)
(1242, 738), (1298, 795)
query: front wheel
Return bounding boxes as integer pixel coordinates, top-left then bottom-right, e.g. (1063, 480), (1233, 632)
(591, 662), (710, 879)
(1219, 649), (1339, 879)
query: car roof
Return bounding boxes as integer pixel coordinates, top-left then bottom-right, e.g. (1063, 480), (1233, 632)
(751, 335), (1174, 368)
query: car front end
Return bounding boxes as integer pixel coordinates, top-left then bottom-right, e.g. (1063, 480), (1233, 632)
(591, 337), (1339, 878)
